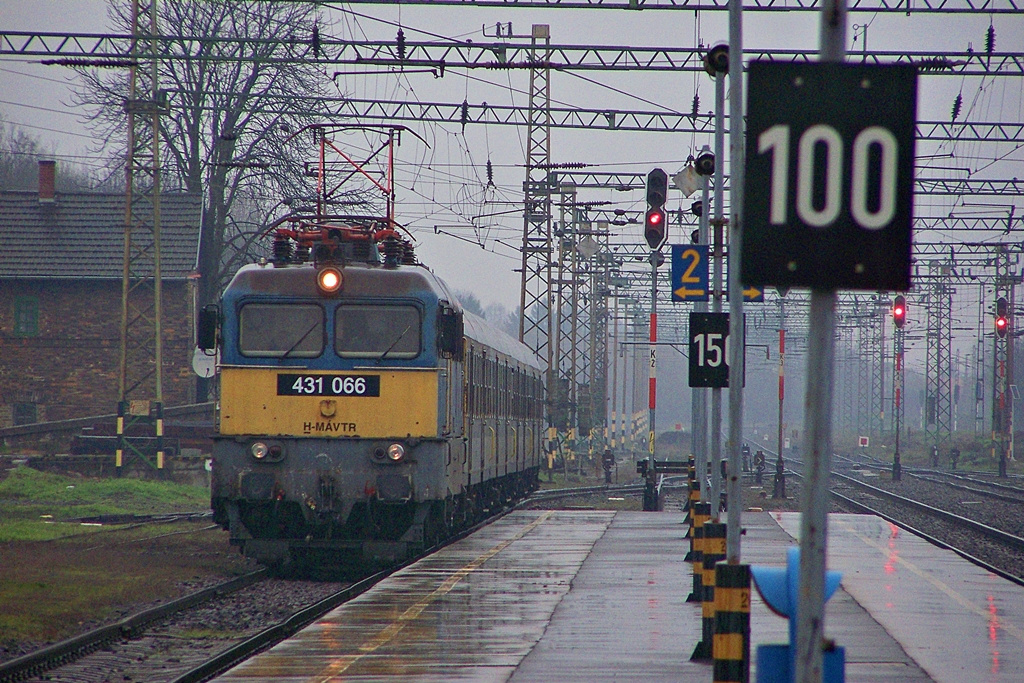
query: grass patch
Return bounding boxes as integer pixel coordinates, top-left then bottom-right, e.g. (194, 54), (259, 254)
(0, 521), (253, 649)
(538, 468), (621, 490)
(0, 466), (209, 541)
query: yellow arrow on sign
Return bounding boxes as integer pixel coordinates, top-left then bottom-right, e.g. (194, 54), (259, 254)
(743, 286), (764, 301)
(674, 285), (707, 299)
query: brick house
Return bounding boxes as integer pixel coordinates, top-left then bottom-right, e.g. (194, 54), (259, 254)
(0, 161), (202, 427)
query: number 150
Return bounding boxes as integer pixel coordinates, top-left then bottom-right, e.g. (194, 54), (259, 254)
(694, 333), (729, 368)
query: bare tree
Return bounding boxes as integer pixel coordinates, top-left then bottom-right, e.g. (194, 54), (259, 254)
(0, 114), (115, 192)
(72, 0), (328, 306)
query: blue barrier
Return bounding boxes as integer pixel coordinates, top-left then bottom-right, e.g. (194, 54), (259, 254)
(751, 547), (846, 683)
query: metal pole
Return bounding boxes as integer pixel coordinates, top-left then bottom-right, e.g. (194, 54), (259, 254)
(622, 313), (630, 456)
(796, 293), (837, 683)
(646, 250), (659, 509)
(796, 2), (845, 682)
(696, 175), (711, 502)
(1010, 282), (1016, 464)
(710, 70), (726, 521)
(726, 0), (746, 562)
(778, 317), (786, 469)
(893, 329), (903, 480)
(611, 294), (619, 456)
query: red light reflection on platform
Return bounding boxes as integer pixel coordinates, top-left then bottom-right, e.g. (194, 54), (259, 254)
(988, 593), (1001, 674)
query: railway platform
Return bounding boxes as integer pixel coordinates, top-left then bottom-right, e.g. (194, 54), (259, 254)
(212, 508), (1024, 682)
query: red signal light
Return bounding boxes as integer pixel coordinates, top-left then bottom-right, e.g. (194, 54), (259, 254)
(644, 208), (667, 250)
(996, 296), (1009, 338)
(892, 295), (906, 329)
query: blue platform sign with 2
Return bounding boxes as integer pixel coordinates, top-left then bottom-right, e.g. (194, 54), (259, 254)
(671, 244), (709, 302)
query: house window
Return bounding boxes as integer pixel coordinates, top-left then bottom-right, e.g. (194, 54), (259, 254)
(13, 297), (39, 337)
(13, 403), (37, 426)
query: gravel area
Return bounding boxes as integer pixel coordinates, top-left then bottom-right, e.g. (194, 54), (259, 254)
(16, 578), (351, 683)
(864, 472), (1024, 536)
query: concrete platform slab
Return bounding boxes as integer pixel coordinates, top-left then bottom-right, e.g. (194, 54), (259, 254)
(212, 509), (1016, 682)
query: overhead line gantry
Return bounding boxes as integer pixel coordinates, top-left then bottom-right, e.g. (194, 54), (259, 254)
(4, 32), (1023, 77)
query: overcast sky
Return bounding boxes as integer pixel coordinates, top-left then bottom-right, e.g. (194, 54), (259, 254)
(2, 0), (1022, 353)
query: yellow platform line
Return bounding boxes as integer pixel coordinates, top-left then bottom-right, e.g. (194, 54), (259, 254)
(313, 510), (555, 682)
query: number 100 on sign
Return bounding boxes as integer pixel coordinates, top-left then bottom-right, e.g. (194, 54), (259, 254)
(742, 62), (917, 291)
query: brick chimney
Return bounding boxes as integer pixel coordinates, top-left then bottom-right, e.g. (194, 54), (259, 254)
(38, 159), (56, 203)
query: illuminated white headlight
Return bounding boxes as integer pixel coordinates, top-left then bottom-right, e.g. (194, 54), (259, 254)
(386, 443), (405, 462)
(251, 442), (269, 460)
(317, 267), (343, 295)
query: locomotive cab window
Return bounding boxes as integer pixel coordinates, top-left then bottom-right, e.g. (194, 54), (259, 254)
(238, 303), (324, 358)
(335, 304), (421, 359)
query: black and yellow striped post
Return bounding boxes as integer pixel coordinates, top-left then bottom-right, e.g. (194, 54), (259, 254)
(684, 459), (700, 561)
(692, 520), (727, 660)
(115, 400), (126, 476)
(686, 501), (711, 603)
(714, 563), (751, 683)
(155, 401), (165, 472)
(683, 455), (697, 513)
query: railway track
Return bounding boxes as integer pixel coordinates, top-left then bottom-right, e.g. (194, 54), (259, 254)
(0, 570), (267, 683)
(778, 451), (1024, 586)
(2, 483), (632, 683)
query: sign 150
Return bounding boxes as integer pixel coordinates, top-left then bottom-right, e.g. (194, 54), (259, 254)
(689, 312), (743, 389)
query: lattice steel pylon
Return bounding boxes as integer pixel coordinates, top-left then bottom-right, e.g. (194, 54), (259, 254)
(550, 184), (578, 439)
(871, 298), (887, 437)
(837, 325), (856, 435)
(855, 302), (881, 436)
(518, 25), (554, 393)
(924, 260), (953, 450)
(993, 245), (1013, 474)
(586, 231), (611, 453)
(117, 0), (167, 474)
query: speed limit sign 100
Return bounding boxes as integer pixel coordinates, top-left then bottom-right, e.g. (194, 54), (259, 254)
(742, 61), (917, 292)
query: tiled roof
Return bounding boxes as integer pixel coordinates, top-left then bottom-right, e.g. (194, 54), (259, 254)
(0, 191), (201, 279)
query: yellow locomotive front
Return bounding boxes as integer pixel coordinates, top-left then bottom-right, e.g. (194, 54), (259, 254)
(201, 228), (473, 570)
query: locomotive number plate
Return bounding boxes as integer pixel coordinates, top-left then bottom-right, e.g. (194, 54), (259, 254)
(277, 374), (381, 397)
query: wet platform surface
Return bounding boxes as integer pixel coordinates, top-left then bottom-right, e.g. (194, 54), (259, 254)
(213, 509), (1024, 682)
(776, 512), (1024, 683)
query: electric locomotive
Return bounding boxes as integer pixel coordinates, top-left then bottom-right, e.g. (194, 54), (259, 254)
(197, 222), (544, 570)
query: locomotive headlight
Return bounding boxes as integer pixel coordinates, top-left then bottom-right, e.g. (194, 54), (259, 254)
(386, 443), (405, 462)
(316, 266), (343, 295)
(251, 442), (270, 460)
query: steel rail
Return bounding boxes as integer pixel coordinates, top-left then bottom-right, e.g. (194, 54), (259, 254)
(0, 570), (265, 683)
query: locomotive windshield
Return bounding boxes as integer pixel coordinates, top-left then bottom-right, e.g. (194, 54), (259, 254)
(239, 303), (324, 358)
(335, 304), (421, 359)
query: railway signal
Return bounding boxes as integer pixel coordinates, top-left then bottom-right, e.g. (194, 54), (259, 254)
(644, 207), (667, 250)
(644, 168), (668, 250)
(996, 296), (1009, 338)
(893, 295), (906, 329)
